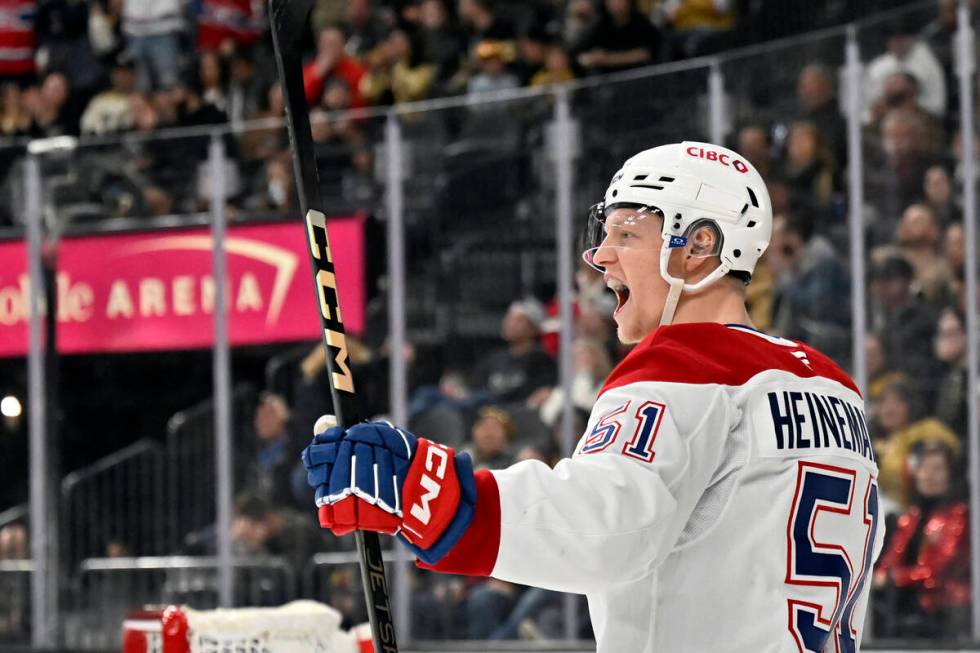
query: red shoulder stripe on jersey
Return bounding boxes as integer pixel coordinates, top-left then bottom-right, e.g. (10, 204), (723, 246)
(416, 469), (500, 577)
(599, 324), (859, 397)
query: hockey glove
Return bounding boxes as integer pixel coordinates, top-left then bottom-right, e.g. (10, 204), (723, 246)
(302, 415), (477, 565)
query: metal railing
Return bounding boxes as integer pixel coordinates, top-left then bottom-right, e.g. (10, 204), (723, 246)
(165, 385), (257, 554)
(61, 440), (165, 565)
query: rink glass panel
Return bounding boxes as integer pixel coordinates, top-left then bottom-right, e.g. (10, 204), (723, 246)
(3, 1), (980, 648)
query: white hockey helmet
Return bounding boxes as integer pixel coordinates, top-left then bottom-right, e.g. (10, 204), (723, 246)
(583, 141), (772, 326)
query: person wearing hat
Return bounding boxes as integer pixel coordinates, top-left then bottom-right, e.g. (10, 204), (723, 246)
(470, 298), (557, 404)
(80, 50), (137, 135)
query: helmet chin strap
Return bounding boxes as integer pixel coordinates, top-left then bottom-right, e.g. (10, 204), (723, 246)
(659, 277), (685, 326)
(658, 245), (732, 326)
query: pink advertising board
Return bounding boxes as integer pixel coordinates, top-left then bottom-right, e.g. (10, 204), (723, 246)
(0, 217), (365, 356)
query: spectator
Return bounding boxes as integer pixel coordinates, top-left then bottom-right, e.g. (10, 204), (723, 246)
(890, 204), (954, 306)
(561, 0), (597, 49)
(122, 0), (184, 91)
(869, 72), (943, 148)
(574, 0), (661, 74)
(310, 0), (345, 36)
(923, 165), (958, 227)
(866, 109), (940, 243)
(944, 221), (965, 279)
(795, 63), (846, 168)
(88, 0), (123, 65)
(768, 212), (850, 361)
(0, 82), (32, 136)
(246, 392), (300, 508)
(321, 78), (365, 140)
(416, 0), (465, 90)
(341, 142), (378, 207)
(466, 39), (519, 98)
(227, 45), (264, 126)
(514, 25), (548, 85)
(745, 241), (774, 332)
(865, 15), (946, 120)
(920, 0), (957, 81)
(529, 43), (575, 87)
(80, 50), (136, 134)
(0, 0), (36, 83)
(781, 121), (836, 208)
(542, 260), (616, 358)
(342, 0), (388, 58)
(934, 307), (968, 438)
(951, 126), (979, 194)
(467, 578), (520, 639)
(360, 29), (435, 105)
(869, 256), (940, 385)
(873, 380), (960, 508)
(31, 71), (75, 137)
(662, 0), (735, 59)
(464, 405), (515, 471)
(471, 298), (557, 403)
(175, 78), (228, 128)
(866, 331), (908, 404)
(0, 523), (26, 560)
(241, 82), (287, 162)
(873, 204), (950, 305)
(457, 0), (514, 44)
(35, 0), (104, 102)
(197, 0), (261, 53)
(874, 443), (969, 639)
(198, 49), (229, 113)
(736, 124), (773, 179)
(534, 337), (612, 428)
(303, 27), (366, 108)
(124, 94), (185, 215)
(230, 492), (325, 579)
(243, 149), (291, 213)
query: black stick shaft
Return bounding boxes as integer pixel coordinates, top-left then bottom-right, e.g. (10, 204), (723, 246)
(268, 1), (399, 650)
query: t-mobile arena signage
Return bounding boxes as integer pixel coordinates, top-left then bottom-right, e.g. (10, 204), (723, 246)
(0, 217), (365, 356)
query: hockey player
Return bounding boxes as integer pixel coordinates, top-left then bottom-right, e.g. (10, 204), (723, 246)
(301, 142), (883, 652)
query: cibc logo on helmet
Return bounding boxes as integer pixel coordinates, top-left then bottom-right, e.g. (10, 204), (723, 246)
(685, 146), (749, 174)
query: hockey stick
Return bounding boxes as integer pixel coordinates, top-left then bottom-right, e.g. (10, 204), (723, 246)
(268, 1), (399, 651)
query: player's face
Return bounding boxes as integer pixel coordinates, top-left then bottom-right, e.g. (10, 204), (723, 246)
(592, 207), (668, 344)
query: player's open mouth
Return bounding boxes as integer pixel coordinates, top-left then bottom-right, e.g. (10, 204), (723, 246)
(608, 280), (630, 315)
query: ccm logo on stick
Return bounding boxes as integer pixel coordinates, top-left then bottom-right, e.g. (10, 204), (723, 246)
(686, 146), (749, 174)
(409, 444), (450, 525)
(305, 209), (355, 394)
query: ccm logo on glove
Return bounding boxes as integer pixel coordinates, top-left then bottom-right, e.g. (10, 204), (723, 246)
(409, 443), (450, 525)
(401, 440), (460, 549)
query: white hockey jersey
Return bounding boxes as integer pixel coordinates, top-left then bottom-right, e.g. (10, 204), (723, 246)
(424, 323), (884, 653)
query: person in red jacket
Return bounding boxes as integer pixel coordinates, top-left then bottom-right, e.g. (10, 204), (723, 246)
(197, 0), (260, 52)
(0, 0), (36, 81)
(302, 26), (366, 108)
(874, 441), (970, 638)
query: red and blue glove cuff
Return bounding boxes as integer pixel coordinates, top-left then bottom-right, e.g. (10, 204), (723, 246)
(398, 450), (477, 565)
